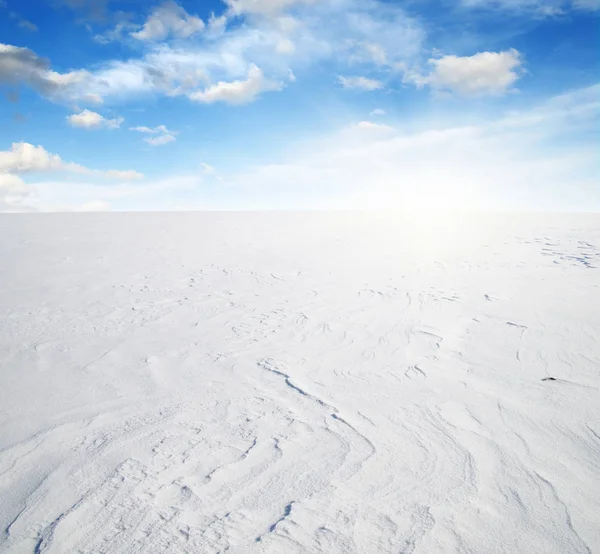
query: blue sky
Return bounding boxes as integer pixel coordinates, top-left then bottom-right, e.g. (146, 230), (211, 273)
(0, 0), (598, 211)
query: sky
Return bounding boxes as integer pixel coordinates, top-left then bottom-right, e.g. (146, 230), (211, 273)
(0, 0), (598, 212)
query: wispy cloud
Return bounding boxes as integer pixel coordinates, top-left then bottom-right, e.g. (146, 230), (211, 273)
(144, 134), (176, 146)
(1, 0), (425, 106)
(338, 76), (383, 91)
(131, 1), (205, 41)
(18, 19), (38, 32)
(215, 84), (599, 211)
(351, 121), (394, 133)
(189, 64), (284, 104)
(460, 0), (600, 15)
(129, 124), (177, 145)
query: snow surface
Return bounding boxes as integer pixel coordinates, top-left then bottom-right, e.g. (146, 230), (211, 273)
(0, 212), (599, 554)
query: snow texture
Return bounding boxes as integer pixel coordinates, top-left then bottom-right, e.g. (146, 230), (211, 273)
(0, 212), (599, 553)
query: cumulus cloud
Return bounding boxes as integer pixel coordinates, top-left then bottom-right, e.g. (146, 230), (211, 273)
(131, 1), (205, 41)
(0, 43), (98, 103)
(0, 172), (33, 212)
(189, 64), (283, 104)
(0, 173), (30, 198)
(2, 0), (424, 106)
(0, 142), (142, 212)
(129, 124), (177, 146)
(0, 142), (142, 179)
(0, 142), (66, 174)
(338, 75), (383, 91)
(67, 109), (123, 129)
(406, 49), (524, 96)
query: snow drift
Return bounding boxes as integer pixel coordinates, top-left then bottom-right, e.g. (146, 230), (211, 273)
(0, 212), (598, 553)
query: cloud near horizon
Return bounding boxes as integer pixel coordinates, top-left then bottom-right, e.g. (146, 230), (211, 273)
(7, 84), (598, 212)
(0, 142), (143, 211)
(0, 0), (597, 212)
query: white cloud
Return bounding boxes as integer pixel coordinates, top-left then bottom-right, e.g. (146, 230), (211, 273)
(573, 0), (600, 8)
(0, 173), (33, 212)
(67, 109), (123, 129)
(338, 75), (383, 91)
(275, 38), (295, 54)
(18, 19), (38, 32)
(0, 142), (65, 174)
(352, 120), (394, 133)
(189, 64), (283, 104)
(104, 170), (144, 180)
(207, 13), (228, 35)
(370, 108), (386, 116)
(56, 0), (110, 20)
(1, 0), (424, 106)
(17, 174), (204, 212)
(0, 43), (93, 102)
(0, 173), (30, 198)
(5, 82), (598, 213)
(2, 2), (39, 32)
(212, 83), (599, 211)
(406, 49), (524, 96)
(129, 124), (172, 134)
(201, 162), (216, 174)
(0, 142), (143, 212)
(225, 0), (317, 16)
(130, 124), (177, 146)
(348, 41), (388, 66)
(94, 21), (139, 45)
(461, 0), (600, 13)
(461, 0), (548, 9)
(145, 134), (176, 146)
(0, 142), (142, 179)
(131, 1), (205, 41)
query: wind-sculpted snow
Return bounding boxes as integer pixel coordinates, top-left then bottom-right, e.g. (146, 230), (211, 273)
(0, 212), (599, 553)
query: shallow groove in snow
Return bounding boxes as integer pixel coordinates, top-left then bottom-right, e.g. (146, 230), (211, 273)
(0, 213), (599, 553)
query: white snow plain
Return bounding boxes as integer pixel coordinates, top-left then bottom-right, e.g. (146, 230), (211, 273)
(0, 212), (599, 554)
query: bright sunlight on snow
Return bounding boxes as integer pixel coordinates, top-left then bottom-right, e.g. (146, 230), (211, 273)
(0, 212), (599, 553)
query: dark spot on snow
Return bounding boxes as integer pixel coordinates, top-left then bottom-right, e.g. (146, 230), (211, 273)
(542, 377), (557, 382)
